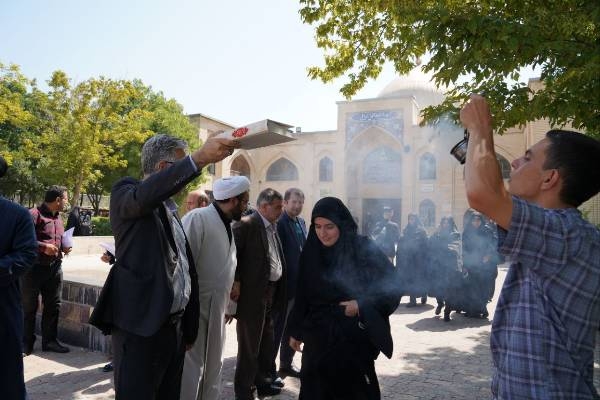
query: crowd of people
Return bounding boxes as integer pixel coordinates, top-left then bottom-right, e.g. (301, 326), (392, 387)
(391, 212), (501, 322)
(1, 94), (600, 400)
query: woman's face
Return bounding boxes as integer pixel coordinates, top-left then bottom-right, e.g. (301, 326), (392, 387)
(314, 217), (340, 247)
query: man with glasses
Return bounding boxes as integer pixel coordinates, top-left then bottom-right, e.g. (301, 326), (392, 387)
(90, 134), (237, 399)
(180, 176), (250, 400)
(231, 188), (286, 400)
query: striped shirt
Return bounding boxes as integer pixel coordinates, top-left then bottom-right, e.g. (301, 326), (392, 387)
(491, 196), (600, 399)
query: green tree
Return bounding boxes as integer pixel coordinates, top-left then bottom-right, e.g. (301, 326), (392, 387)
(300, 0), (600, 135)
(29, 72), (156, 206)
(0, 63), (48, 204)
(86, 80), (202, 214)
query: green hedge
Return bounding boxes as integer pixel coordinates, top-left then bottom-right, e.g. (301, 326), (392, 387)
(92, 216), (112, 236)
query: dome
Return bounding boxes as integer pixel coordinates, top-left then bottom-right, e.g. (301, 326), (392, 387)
(377, 67), (447, 107)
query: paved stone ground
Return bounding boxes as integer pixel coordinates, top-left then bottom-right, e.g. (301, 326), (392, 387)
(24, 266), (600, 399)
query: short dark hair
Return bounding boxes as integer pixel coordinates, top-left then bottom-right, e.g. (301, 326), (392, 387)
(544, 130), (600, 207)
(0, 155), (7, 178)
(256, 188), (283, 206)
(284, 188), (304, 201)
(44, 185), (68, 203)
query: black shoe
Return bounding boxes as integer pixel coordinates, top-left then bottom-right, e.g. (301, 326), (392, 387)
(279, 363), (301, 378)
(23, 341), (34, 356)
(256, 384), (281, 396)
(271, 376), (284, 388)
(42, 340), (70, 353)
(102, 362), (114, 372)
(420, 297), (427, 304)
(443, 309), (451, 322)
(435, 304), (443, 315)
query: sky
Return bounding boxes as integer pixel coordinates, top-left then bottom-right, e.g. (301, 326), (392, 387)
(1, 0), (403, 132)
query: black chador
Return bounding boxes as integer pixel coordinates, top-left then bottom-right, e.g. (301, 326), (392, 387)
(287, 197), (400, 400)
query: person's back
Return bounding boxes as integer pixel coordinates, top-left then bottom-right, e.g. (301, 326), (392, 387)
(492, 200), (600, 398)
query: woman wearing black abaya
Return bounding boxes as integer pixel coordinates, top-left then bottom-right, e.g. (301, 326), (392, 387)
(287, 197), (400, 400)
(397, 213), (429, 307)
(461, 212), (499, 318)
(426, 216), (462, 321)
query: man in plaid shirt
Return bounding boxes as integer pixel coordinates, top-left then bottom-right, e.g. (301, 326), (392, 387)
(460, 95), (600, 399)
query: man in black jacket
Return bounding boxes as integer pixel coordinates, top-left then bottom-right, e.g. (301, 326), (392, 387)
(90, 134), (236, 399)
(0, 156), (38, 400)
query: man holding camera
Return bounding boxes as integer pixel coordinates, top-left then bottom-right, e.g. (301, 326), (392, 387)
(461, 95), (600, 399)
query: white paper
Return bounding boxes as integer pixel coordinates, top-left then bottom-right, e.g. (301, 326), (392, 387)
(216, 119), (296, 149)
(99, 242), (116, 256)
(62, 227), (75, 248)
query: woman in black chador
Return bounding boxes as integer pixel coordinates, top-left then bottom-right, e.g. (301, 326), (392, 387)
(461, 212), (499, 318)
(397, 213), (429, 307)
(426, 216), (462, 321)
(287, 197), (400, 400)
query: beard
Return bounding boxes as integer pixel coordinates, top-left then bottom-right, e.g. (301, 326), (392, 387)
(232, 207), (244, 221)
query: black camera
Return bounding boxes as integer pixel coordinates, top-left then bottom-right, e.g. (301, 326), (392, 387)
(450, 129), (469, 164)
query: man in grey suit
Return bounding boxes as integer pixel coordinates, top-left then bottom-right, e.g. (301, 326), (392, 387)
(90, 134), (237, 400)
(231, 188), (286, 400)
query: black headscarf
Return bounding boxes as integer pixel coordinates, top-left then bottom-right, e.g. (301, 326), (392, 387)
(303, 197), (361, 298)
(403, 212), (426, 237)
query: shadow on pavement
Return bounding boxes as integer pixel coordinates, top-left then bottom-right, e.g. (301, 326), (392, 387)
(406, 312), (491, 332)
(26, 368), (113, 400)
(393, 302), (435, 315)
(379, 330), (492, 400)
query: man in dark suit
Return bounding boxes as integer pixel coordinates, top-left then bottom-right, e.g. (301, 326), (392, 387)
(231, 188), (286, 400)
(89, 134), (237, 399)
(272, 188), (306, 378)
(0, 156), (38, 400)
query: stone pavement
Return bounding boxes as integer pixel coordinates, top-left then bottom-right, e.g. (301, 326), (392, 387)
(24, 266), (600, 399)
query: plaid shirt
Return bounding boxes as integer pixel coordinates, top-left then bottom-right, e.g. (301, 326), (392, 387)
(491, 196), (600, 399)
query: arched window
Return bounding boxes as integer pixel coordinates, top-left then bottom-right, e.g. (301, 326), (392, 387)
(497, 155), (511, 180)
(230, 156), (251, 179)
(419, 199), (436, 228)
(419, 152), (436, 180)
(363, 147), (402, 183)
(319, 157), (333, 181)
(266, 158), (298, 181)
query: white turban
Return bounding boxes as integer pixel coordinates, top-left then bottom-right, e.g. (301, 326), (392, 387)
(213, 176), (250, 200)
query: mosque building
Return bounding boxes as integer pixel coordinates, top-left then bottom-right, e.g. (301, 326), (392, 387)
(189, 70), (600, 233)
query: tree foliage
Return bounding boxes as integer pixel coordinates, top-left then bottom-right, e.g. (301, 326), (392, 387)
(0, 63), (201, 207)
(299, 0), (600, 135)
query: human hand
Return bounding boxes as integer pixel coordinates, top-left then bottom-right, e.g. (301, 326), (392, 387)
(41, 243), (59, 257)
(289, 337), (303, 352)
(191, 137), (238, 167)
(63, 247), (72, 255)
(230, 281), (241, 301)
(100, 253), (111, 263)
(459, 94), (493, 136)
(185, 343), (193, 351)
(225, 314), (234, 324)
(339, 300), (359, 317)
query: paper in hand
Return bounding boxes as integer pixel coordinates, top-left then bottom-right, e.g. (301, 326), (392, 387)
(99, 242), (116, 256)
(62, 227), (75, 248)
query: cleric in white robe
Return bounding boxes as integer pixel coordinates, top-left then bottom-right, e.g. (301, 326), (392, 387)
(180, 176), (251, 400)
